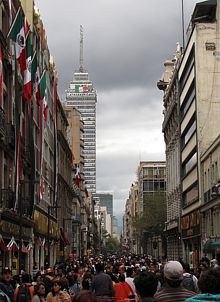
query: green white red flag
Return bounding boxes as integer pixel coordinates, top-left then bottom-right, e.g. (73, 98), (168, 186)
(7, 7), (26, 73)
(23, 30), (31, 102)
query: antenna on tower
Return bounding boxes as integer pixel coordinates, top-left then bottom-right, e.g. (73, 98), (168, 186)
(79, 25), (84, 72)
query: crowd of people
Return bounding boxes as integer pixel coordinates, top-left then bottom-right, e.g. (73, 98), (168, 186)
(0, 255), (219, 302)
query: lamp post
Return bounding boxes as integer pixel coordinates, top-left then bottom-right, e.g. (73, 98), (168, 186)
(47, 205), (60, 267)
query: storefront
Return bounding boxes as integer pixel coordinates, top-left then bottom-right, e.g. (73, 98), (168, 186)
(33, 210), (58, 270)
(181, 209), (201, 271)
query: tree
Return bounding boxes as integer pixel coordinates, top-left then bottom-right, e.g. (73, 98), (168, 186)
(105, 236), (121, 254)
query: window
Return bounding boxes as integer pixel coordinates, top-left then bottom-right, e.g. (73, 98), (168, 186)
(182, 151), (197, 177)
(180, 81), (195, 118)
(179, 46), (195, 93)
(181, 118), (196, 149)
(182, 182), (198, 207)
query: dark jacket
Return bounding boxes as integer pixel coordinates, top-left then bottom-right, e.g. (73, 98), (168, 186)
(92, 272), (114, 296)
(0, 281), (14, 302)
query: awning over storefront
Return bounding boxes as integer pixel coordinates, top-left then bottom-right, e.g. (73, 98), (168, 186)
(203, 239), (220, 252)
(211, 239), (220, 249)
(203, 240), (214, 252)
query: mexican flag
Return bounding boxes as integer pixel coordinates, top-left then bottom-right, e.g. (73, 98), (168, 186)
(0, 47), (2, 98)
(31, 52), (41, 106)
(23, 31), (31, 102)
(7, 7), (26, 73)
(75, 85), (88, 93)
(40, 71), (48, 121)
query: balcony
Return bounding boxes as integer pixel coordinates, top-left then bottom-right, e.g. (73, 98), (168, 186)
(0, 189), (15, 209)
(5, 123), (15, 149)
(0, 107), (6, 139)
(20, 197), (33, 218)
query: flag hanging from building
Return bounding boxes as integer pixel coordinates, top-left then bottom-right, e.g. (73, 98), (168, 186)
(31, 52), (41, 106)
(7, 7), (26, 73)
(40, 71), (48, 121)
(23, 31), (31, 102)
(75, 164), (81, 188)
(0, 47), (3, 98)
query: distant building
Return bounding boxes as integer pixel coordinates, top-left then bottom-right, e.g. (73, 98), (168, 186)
(95, 193), (113, 216)
(65, 26), (97, 194)
(112, 216), (119, 240)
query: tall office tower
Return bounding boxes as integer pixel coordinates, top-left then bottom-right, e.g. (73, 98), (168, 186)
(95, 193), (113, 216)
(65, 26), (97, 193)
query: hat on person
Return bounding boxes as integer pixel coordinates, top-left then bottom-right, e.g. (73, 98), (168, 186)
(2, 267), (12, 274)
(164, 261), (183, 280)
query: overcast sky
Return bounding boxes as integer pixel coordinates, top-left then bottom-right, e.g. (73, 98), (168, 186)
(35, 0), (199, 224)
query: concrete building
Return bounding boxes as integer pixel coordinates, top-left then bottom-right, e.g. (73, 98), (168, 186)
(178, 0), (219, 268)
(200, 135), (220, 262)
(137, 161), (166, 257)
(157, 45), (182, 260)
(65, 26), (97, 194)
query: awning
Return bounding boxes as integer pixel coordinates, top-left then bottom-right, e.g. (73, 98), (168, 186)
(211, 239), (220, 249)
(203, 240), (214, 252)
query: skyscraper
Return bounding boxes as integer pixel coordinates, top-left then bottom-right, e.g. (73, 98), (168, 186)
(65, 26), (97, 193)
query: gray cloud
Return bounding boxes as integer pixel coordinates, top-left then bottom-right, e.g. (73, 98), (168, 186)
(35, 0), (199, 224)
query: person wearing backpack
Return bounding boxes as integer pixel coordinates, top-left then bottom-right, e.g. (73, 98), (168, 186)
(181, 262), (198, 293)
(14, 273), (34, 302)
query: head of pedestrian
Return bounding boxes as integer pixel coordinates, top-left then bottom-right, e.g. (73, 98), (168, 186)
(73, 290), (98, 302)
(52, 279), (62, 293)
(126, 267), (134, 278)
(185, 267), (220, 302)
(163, 261), (183, 288)
(134, 271), (158, 299)
(34, 282), (45, 297)
(1, 267), (12, 283)
(95, 262), (104, 273)
(200, 257), (210, 271)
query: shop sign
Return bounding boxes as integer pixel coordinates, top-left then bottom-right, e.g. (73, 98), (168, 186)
(181, 210), (200, 238)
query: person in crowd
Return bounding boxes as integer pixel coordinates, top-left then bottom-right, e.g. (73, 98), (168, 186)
(134, 271), (158, 302)
(118, 265), (125, 280)
(67, 274), (80, 295)
(0, 268), (14, 302)
(210, 259), (218, 268)
(181, 262), (198, 293)
(32, 272), (42, 286)
(106, 265), (118, 284)
(153, 261), (195, 302)
(32, 282), (46, 302)
(185, 267), (220, 302)
(46, 280), (71, 302)
(114, 274), (135, 302)
(43, 269), (54, 296)
(92, 262), (114, 298)
(81, 271), (93, 291)
(72, 290), (98, 302)
(199, 257), (210, 278)
(14, 273), (35, 302)
(125, 267), (136, 294)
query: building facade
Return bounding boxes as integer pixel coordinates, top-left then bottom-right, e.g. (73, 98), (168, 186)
(137, 161), (166, 257)
(178, 0), (219, 268)
(157, 45), (182, 260)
